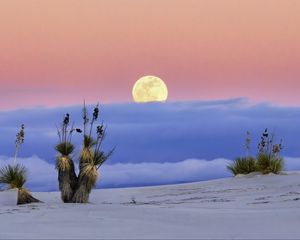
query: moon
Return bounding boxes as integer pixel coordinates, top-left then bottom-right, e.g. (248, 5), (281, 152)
(132, 76), (168, 103)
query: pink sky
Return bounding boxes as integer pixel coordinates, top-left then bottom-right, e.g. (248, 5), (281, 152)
(0, 0), (299, 109)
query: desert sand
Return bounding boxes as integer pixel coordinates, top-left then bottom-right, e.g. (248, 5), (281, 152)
(1, 172), (300, 239)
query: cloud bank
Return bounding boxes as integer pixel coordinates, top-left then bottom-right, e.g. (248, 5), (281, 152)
(1, 155), (300, 191)
(0, 98), (300, 165)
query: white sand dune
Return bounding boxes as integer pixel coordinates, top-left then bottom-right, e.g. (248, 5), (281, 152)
(1, 172), (300, 239)
(0, 189), (18, 206)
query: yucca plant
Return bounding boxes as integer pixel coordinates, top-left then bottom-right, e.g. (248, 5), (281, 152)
(72, 135), (96, 203)
(72, 103), (114, 203)
(256, 153), (283, 174)
(55, 114), (79, 202)
(0, 164), (26, 189)
(256, 129), (284, 174)
(55, 103), (113, 203)
(0, 125), (40, 204)
(227, 131), (257, 176)
(0, 164), (40, 204)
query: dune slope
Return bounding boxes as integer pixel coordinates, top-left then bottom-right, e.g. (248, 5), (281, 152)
(1, 173), (300, 239)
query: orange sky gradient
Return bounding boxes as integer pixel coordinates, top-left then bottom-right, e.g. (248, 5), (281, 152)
(0, 0), (299, 109)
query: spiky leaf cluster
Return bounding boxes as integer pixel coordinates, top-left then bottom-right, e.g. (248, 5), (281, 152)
(227, 157), (257, 176)
(256, 153), (284, 174)
(0, 164), (27, 189)
(55, 142), (75, 156)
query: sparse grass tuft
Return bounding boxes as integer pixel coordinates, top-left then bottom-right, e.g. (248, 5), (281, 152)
(227, 157), (257, 176)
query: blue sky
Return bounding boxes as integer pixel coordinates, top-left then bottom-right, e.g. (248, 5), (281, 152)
(1, 98), (300, 191)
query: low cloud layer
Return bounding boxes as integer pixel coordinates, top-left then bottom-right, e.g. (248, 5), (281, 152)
(1, 98), (300, 165)
(99, 158), (231, 188)
(1, 155), (300, 191)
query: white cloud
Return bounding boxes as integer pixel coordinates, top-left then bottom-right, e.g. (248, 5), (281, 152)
(1, 155), (300, 191)
(1, 99), (300, 165)
(99, 158), (232, 188)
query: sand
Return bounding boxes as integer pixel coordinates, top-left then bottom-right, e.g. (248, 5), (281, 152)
(1, 172), (300, 239)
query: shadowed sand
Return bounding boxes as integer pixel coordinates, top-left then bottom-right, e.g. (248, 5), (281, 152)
(1, 172), (300, 239)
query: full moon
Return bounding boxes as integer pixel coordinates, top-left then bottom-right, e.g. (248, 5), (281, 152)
(132, 76), (168, 103)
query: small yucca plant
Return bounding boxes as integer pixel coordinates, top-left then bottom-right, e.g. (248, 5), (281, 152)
(256, 153), (284, 174)
(256, 129), (284, 174)
(0, 125), (40, 205)
(227, 157), (257, 176)
(0, 164), (26, 189)
(0, 164), (40, 205)
(227, 131), (257, 176)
